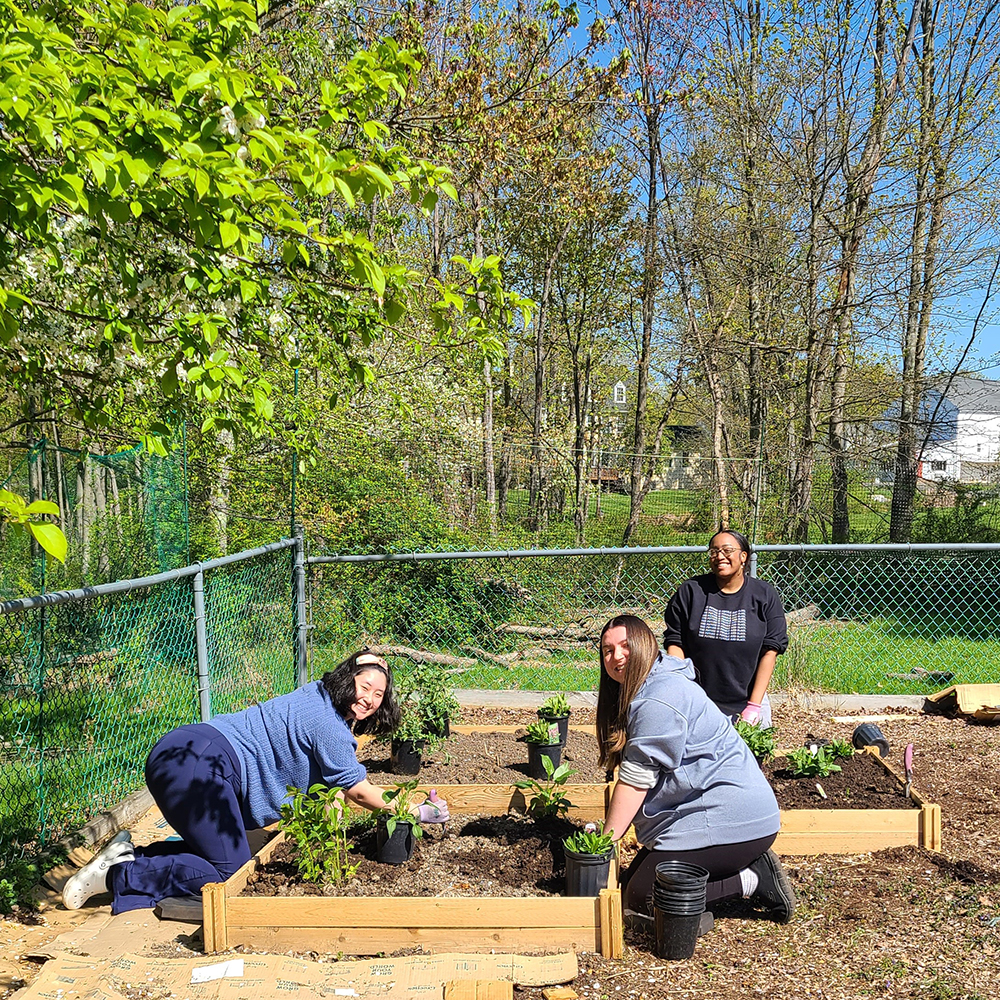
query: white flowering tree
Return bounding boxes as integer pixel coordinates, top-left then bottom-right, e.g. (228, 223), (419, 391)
(0, 0), (528, 559)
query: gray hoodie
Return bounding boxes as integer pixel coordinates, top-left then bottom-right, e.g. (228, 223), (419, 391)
(622, 652), (780, 851)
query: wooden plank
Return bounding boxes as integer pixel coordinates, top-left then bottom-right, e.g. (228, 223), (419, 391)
(921, 803), (942, 851)
(431, 783), (609, 816)
(444, 981), (513, 1000)
(774, 830), (920, 854)
(233, 924), (601, 956)
(779, 809), (916, 833)
(202, 882), (227, 953)
(227, 894), (597, 929)
(542, 989), (579, 1000)
(598, 888), (623, 959)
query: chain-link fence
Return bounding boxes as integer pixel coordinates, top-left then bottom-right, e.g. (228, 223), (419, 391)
(0, 538), (303, 873)
(307, 543), (1000, 696)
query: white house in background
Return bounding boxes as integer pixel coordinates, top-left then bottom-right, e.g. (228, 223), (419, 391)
(919, 376), (1000, 481)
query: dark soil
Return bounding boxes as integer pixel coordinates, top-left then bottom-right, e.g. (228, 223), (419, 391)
(360, 728), (607, 785)
(764, 749), (914, 809)
(242, 812), (579, 898)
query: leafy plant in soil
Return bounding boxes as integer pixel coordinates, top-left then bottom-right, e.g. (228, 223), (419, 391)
(538, 693), (571, 717)
(380, 780), (425, 840)
(395, 660), (459, 748)
(514, 756), (576, 818)
(826, 738), (855, 759)
(734, 719), (777, 762)
(786, 745), (842, 778)
(525, 719), (561, 745)
(279, 783), (360, 885)
(564, 822), (615, 857)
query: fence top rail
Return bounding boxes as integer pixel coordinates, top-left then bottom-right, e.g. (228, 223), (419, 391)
(308, 541), (1000, 565)
(1, 537), (298, 614)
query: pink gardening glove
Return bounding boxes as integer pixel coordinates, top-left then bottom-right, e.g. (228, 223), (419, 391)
(740, 701), (763, 725)
(416, 789), (449, 824)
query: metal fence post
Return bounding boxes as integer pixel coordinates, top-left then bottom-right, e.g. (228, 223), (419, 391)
(193, 565), (212, 722)
(294, 526), (309, 687)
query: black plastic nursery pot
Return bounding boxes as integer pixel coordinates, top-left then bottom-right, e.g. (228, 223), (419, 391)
(852, 722), (890, 758)
(527, 741), (562, 780)
(424, 716), (450, 739)
(537, 710), (570, 745)
(376, 818), (417, 865)
(390, 738), (425, 775)
(564, 847), (613, 897)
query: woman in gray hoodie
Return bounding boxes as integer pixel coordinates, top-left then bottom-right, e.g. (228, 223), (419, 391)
(596, 614), (794, 923)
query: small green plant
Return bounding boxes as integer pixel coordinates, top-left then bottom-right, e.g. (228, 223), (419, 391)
(395, 660), (460, 748)
(539, 693), (571, 717)
(0, 855), (44, 915)
(279, 783), (360, 885)
(380, 780), (424, 840)
(563, 822), (615, 857)
(392, 705), (428, 744)
(786, 745), (843, 778)
(827, 738), (855, 759)
(525, 719), (561, 745)
(734, 719), (777, 761)
(514, 756), (577, 817)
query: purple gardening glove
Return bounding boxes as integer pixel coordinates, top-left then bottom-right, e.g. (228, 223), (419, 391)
(740, 701), (763, 725)
(416, 789), (449, 824)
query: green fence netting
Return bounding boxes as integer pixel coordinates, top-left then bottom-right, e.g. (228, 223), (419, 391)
(0, 545), (297, 873)
(307, 546), (1000, 696)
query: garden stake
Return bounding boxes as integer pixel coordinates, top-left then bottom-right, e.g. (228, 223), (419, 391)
(904, 744), (914, 798)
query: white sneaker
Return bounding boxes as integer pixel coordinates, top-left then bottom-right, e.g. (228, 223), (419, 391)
(62, 840), (135, 910)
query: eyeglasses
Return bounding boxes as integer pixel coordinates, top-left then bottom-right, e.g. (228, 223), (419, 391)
(708, 545), (740, 557)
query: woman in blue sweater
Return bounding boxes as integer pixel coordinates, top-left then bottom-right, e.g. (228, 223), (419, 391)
(62, 651), (449, 912)
(596, 615), (794, 923)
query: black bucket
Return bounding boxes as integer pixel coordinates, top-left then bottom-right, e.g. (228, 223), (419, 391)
(527, 741), (562, 779)
(391, 738), (425, 775)
(652, 861), (710, 960)
(376, 819), (416, 865)
(537, 711), (570, 745)
(852, 723), (890, 758)
(564, 848), (612, 897)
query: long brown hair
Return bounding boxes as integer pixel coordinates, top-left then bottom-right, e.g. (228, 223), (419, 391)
(595, 615), (660, 770)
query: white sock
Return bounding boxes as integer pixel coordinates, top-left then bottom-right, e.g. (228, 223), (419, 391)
(740, 868), (758, 897)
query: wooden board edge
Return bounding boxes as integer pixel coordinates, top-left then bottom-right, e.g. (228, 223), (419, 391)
(599, 888), (623, 960)
(226, 894), (599, 929)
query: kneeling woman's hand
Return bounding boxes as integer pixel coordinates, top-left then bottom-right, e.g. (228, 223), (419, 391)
(415, 789), (450, 824)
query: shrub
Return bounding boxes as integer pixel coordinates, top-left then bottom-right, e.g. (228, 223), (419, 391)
(539, 693), (571, 717)
(525, 719), (561, 745)
(735, 719), (778, 762)
(563, 823), (615, 857)
(514, 757), (577, 818)
(786, 745), (842, 778)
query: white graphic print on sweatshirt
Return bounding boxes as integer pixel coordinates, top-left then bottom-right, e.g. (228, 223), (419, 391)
(697, 606), (747, 642)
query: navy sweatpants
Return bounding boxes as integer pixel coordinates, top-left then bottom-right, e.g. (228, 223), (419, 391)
(109, 724), (252, 914)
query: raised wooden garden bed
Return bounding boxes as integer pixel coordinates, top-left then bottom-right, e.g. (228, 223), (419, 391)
(772, 748), (941, 855)
(201, 737), (939, 958)
(202, 781), (623, 959)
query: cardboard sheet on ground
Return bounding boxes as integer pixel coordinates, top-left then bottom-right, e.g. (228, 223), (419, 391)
(13, 950), (577, 1000)
(925, 683), (1000, 721)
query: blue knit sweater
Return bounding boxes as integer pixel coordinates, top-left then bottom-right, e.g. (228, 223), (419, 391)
(210, 681), (366, 829)
(624, 652), (780, 851)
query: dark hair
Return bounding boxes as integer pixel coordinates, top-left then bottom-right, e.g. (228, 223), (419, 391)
(595, 615), (659, 771)
(709, 529), (751, 556)
(322, 650), (401, 736)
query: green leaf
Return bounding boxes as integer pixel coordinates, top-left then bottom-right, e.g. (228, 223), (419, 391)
(23, 500), (60, 516)
(219, 221), (240, 248)
(28, 522), (68, 563)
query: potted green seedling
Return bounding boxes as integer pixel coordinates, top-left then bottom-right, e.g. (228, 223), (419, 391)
(538, 693), (571, 745)
(415, 661), (460, 741)
(395, 661), (460, 746)
(563, 823), (616, 897)
(524, 718), (563, 779)
(390, 709), (427, 776)
(376, 781), (424, 865)
(514, 757), (577, 818)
